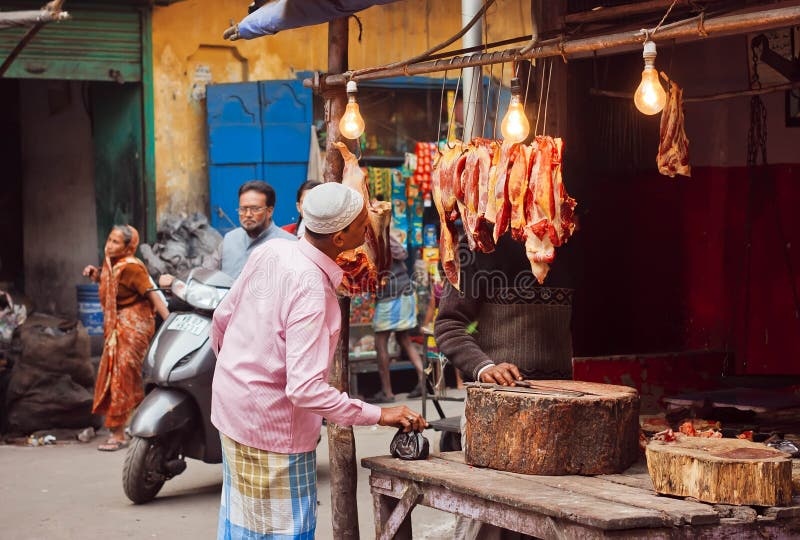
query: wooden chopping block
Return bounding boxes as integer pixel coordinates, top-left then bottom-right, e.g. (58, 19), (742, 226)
(465, 380), (640, 475)
(646, 434), (792, 506)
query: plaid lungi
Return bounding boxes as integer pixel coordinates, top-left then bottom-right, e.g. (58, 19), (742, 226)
(218, 434), (317, 540)
(372, 293), (417, 333)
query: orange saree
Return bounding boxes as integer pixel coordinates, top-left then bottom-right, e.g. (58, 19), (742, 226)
(92, 226), (155, 429)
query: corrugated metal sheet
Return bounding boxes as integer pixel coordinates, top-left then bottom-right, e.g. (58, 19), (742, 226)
(0, 3), (142, 81)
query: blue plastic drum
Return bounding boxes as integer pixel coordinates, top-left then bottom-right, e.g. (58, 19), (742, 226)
(76, 284), (104, 336)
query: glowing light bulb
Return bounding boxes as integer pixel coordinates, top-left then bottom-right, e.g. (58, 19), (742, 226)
(501, 77), (530, 143)
(339, 81), (365, 139)
(634, 41), (667, 115)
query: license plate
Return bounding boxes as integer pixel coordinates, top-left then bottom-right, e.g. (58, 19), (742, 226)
(167, 314), (208, 336)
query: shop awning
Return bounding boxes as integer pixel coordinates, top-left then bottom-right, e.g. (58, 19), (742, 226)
(236, 0), (402, 39)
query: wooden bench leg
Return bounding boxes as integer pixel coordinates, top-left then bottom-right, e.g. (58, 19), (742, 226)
(373, 484), (421, 540)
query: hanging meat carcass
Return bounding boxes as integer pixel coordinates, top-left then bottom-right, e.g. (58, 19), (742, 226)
(509, 144), (533, 242)
(432, 141), (467, 290)
(431, 135), (577, 288)
(492, 142), (521, 243)
(333, 142), (392, 293)
(524, 136), (576, 283)
(657, 80), (691, 178)
(461, 138), (496, 253)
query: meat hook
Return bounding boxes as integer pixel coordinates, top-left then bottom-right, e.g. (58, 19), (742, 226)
(446, 70), (463, 149)
(435, 70), (448, 156)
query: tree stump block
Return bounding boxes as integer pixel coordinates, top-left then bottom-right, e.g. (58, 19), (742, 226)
(646, 435), (792, 506)
(465, 380), (640, 475)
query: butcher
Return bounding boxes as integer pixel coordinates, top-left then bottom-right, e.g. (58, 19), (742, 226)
(434, 230), (574, 540)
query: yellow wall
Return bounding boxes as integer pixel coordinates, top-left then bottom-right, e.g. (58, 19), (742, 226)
(152, 0), (530, 218)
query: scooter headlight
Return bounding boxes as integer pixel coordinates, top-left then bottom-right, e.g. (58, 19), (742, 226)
(185, 281), (225, 310)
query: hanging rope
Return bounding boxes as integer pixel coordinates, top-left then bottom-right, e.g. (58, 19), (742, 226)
(541, 58), (553, 136)
(523, 60), (533, 121)
(482, 62), (494, 138)
(446, 70), (463, 147)
(492, 62), (504, 139)
(534, 60), (545, 136)
(436, 70), (448, 150)
(652, 0), (680, 37)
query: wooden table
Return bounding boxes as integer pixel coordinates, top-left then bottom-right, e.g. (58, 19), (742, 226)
(362, 452), (800, 539)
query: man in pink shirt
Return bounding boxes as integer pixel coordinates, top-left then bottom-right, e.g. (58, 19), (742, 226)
(211, 182), (426, 540)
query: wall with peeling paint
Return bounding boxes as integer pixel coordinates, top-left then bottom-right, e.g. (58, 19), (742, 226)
(150, 0), (532, 219)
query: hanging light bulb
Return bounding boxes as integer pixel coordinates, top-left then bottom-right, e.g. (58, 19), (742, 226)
(501, 77), (530, 143)
(634, 40), (667, 115)
(339, 80), (365, 139)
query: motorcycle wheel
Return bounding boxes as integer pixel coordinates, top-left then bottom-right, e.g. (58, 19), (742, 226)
(123, 436), (166, 504)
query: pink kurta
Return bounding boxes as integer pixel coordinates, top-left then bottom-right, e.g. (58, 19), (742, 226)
(210, 238), (381, 453)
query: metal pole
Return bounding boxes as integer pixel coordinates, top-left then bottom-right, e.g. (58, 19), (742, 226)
(323, 16), (361, 540)
(462, 0), (484, 141)
(310, 5), (800, 87)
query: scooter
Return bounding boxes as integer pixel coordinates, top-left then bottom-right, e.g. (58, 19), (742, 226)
(123, 268), (232, 504)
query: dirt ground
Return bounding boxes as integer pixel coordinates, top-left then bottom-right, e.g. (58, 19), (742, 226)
(0, 391), (465, 540)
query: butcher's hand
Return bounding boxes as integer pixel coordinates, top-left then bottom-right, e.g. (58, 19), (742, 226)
(82, 265), (99, 282)
(480, 362), (523, 386)
(378, 406), (429, 432)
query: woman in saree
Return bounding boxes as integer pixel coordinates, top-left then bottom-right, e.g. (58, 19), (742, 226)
(82, 225), (169, 451)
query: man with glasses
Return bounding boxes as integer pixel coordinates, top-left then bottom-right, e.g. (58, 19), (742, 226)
(159, 180), (295, 287)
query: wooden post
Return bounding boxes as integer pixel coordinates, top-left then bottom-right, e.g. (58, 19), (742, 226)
(323, 16), (361, 540)
(323, 17), (351, 184)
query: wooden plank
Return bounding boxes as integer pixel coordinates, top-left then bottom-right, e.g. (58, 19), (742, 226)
(601, 472), (654, 491)
(526, 475), (718, 526)
(764, 496), (800, 519)
(362, 456), (670, 530)
(378, 484), (421, 540)
(440, 452), (717, 526)
(369, 472), (673, 539)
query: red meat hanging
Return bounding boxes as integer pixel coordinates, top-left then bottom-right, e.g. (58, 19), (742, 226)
(431, 136), (577, 287)
(657, 79), (691, 178)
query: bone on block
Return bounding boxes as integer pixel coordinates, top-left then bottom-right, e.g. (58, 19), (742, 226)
(646, 435), (792, 506)
(465, 380), (640, 475)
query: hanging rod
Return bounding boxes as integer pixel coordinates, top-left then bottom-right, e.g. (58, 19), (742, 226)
(305, 4), (800, 90)
(590, 80), (800, 103)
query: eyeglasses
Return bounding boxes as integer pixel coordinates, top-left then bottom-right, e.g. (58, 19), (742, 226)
(237, 206), (268, 216)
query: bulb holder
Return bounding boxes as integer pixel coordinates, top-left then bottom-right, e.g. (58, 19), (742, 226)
(510, 76), (522, 96)
(346, 80), (358, 95)
(642, 40), (657, 61)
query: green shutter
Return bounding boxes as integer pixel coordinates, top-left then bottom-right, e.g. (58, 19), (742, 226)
(0, 3), (142, 82)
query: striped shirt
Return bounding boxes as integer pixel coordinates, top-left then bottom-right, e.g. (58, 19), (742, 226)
(210, 238), (382, 453)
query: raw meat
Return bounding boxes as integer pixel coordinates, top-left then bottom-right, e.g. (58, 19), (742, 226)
(430, 136), (577, 287)
(657, 80), (691, 178)
(333, 142), (392, 293)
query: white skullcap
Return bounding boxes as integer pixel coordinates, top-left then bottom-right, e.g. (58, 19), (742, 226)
(302, 183), (364, 234)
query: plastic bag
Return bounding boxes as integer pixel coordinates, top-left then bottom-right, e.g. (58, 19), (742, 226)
(390, 428), (429, 460)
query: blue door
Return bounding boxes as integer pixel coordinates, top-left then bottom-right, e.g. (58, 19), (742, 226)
(207, 79), (312, 233)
